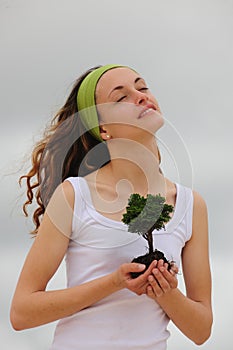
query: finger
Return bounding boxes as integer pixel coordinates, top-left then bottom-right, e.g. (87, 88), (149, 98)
(152, 268), (171, 293)
(157, 259), (165, 269)
(168, 268), (176, 276)
(148, 274), (164, 297)
(125, 264), (150, 289)
(122, 263), (146, 276)
(158, 267), (178, 289)
(145, 260), (158, 273)
(132, 260), (158, 282)
(127, 275), (150, 295)
(131, 263), (146, 272)
(159, 262), (177, 277)
(147, 285), (156, 299)
(170, 264), (179, 274)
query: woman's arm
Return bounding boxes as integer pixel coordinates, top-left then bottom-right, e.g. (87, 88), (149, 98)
(146, 190), (213, 345)
(10, 181), (154, 330)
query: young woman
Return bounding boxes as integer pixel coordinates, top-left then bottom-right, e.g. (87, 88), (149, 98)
(10, 64), (213, 349)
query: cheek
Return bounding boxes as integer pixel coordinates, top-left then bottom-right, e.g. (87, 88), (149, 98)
(97, 103), (137, 124)
(97, 102), (163, 135)
(109, 124), (141, 140)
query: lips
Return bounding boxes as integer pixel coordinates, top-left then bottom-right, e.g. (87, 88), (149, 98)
(138, 104), (157, 119)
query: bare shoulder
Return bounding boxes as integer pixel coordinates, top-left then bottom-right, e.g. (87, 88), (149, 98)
(61, 180), (75, 205)
(182, 189), (210, 279)
(192, 189), (208, 218)
(187, 189), (209, 246)
(43, 180), (75, 238)
(48, 180), (75, 209)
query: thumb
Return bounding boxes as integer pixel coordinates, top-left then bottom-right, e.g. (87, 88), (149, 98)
(125, 262), (146, 273)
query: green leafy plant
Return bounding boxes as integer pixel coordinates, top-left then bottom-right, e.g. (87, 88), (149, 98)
(122, 193), (174, 278)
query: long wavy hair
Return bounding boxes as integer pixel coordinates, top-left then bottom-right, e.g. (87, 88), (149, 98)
(19, 65), (110, 235)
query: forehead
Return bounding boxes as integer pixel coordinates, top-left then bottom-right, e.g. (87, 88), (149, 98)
(95, 67), (141, 98)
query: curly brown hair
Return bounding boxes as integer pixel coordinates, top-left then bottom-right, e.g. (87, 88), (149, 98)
(19, 65), (110, 235)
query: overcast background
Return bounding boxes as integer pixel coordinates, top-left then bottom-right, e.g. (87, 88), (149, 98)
(1, 0), (233, 349)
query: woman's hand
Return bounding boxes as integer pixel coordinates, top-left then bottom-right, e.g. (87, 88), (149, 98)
(113, 260), (167, 295)
(146, 259), (178, 299)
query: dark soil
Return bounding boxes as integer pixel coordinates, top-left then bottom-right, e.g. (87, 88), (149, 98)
(131, 249), (172, 278)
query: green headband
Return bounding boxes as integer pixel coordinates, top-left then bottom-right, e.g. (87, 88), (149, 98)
(77, 64), (123, 141)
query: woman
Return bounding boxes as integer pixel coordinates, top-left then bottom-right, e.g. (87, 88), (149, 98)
(10, 64), (213, 349)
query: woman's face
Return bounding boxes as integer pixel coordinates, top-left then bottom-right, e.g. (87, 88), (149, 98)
(95, 67), (164, 141)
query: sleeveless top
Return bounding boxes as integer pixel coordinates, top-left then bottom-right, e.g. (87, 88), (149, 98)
(50, 177), (193, 350)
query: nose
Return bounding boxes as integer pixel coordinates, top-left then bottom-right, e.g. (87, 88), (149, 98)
(134, 90), (148, 105)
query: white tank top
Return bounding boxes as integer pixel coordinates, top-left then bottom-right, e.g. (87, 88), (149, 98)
(50, 177), (193, 350)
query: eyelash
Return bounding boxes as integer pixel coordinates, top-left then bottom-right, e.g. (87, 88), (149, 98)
(116, 88), (149, 102)
(116, 96), (126, 102)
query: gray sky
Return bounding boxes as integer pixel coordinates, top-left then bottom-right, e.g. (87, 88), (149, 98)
(1, 0), (233, 349)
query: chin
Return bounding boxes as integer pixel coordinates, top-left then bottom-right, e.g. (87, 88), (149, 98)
(147, 113), (165, 133)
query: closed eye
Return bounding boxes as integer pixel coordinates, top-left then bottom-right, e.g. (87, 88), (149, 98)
(116, 88), (148, 102)
(116, 96), (126, 102)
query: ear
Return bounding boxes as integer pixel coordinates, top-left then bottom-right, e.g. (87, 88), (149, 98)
(99, 124), (111, 141)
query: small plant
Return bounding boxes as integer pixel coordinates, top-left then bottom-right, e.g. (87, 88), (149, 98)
(122, 193), (174, 278)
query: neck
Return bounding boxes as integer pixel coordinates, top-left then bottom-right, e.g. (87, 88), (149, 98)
(103, 137), (165, 197)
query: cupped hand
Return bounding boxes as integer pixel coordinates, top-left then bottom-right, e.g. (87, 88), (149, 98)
(147, 259), (178, 299)
(114, 260), (161, 295)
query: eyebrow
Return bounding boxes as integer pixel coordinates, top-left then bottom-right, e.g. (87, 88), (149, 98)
(108, 77), (144, 97)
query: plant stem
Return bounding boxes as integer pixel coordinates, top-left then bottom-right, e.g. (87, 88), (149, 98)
(147, 228), (154, 254)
